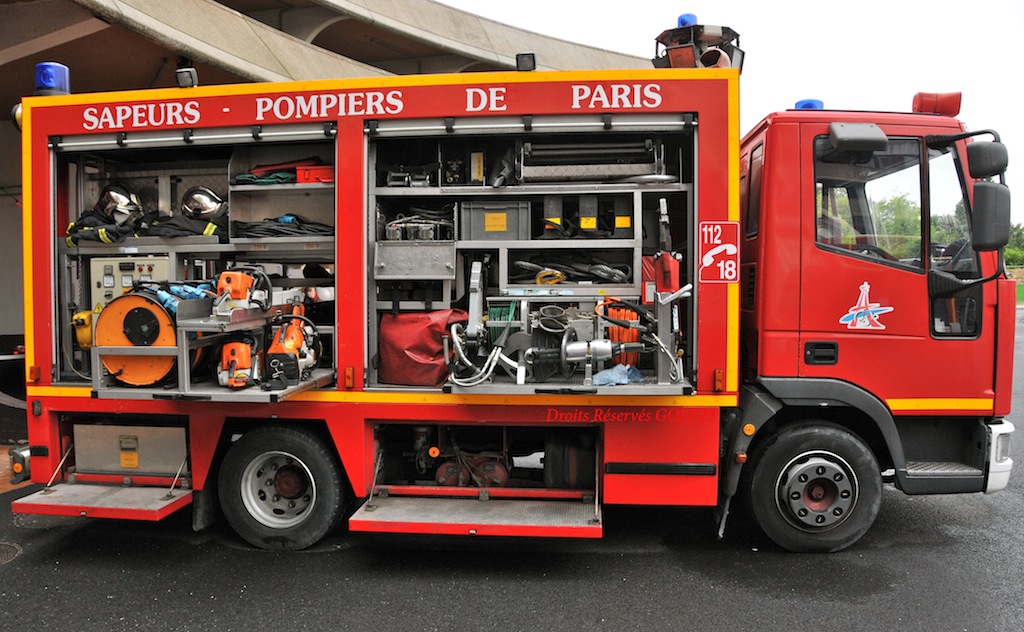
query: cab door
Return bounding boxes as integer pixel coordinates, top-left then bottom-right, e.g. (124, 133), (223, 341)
(798, 122), (995, 413)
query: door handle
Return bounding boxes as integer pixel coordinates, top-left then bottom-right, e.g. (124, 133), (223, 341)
(804, 341), (838, 365)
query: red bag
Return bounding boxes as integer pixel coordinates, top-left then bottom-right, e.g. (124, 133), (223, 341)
(378, 309), (468, 386)
(247, 157), (323, 178)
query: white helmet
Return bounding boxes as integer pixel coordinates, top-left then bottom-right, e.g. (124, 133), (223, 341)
(95, 183), (143, 226)
(181, 186), (226, 220)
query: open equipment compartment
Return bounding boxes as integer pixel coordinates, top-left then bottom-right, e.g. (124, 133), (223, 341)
(52, 124), (338, 402)
(366, 114), (698, 394)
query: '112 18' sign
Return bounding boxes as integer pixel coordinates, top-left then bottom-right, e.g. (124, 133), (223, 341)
(698, 221), (740, 283)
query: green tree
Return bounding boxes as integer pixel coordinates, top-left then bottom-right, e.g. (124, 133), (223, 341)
(930, 199), (968, 250)
(871, 193), (921, 260)
(1009, 223), (1024, 250)
(1005, 247), (1024, 266)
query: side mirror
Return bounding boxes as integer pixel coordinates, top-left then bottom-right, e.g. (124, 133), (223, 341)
(971, 181), (1011, 251)
(966, 141), (1008, 179)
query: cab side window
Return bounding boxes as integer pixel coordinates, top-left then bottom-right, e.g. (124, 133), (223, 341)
(745, 144), (763, 237)
(814, 136), (924, 270)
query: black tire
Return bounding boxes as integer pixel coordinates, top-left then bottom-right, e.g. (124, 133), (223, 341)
(218, 425), (344, 551)
(746, 423), (881, 553)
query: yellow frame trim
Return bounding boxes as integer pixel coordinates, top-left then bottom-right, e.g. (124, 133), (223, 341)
(21, 102), (35, 377)
(20, 68), (739, 110)
(726, 72), (741, 393)
(23, 68), (742, 402)
(27, 385), (736, 408)
(886, 398), (994, 412)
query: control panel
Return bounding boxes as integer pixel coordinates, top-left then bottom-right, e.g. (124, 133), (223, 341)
(88, 256), (172, 310)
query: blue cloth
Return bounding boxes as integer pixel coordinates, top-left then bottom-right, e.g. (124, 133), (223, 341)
(591, 364), (644, 386)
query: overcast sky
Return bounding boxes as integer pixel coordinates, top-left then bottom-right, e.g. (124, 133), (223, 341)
(436, 0), (1023, 221)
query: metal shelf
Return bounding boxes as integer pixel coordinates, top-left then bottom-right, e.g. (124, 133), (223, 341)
(227, 236), (335, 260)
(61, 235), (334, 258)
(91, 367), (335, 403)
(444, 373), (694, 396)
(229, 182), (334, 193)
(62, 235), (223, 255)
(373, 182), (691, 196)
(457, 238), (636, 250)
(90, 296), (335, 402)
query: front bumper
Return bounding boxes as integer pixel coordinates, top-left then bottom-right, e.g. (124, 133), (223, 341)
(985, 419), (1014, 493)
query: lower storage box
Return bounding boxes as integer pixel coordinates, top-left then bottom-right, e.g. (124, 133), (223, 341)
(74, 425), (187, 476)
(460, 200), (531, 241)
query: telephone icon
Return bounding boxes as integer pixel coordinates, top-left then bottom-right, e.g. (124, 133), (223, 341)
(701, 243), (737, 267)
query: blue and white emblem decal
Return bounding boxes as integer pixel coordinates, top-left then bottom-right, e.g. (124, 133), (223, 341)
(839, 281), (893, 330)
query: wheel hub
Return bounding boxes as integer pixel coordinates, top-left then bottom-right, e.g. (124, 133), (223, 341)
(777, 453), (858, 530)
(273, 465), (308, 499)
(239, 451), (316, 529)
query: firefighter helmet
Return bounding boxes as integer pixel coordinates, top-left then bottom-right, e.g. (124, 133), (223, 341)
(94, 183), (143, 226)
(181, 186), (226, 220)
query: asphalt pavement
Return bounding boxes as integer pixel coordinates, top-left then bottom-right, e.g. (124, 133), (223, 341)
(2, 324), (1023, 631)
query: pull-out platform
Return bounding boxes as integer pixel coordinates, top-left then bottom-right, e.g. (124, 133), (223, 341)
(12, 484), (192, 520)
(348, 496), (602, 538)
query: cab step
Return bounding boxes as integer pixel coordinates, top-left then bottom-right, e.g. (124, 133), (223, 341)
(900, 461), (984, 494)
(905, 461), (982, 476)
(348, 495), (602, 538)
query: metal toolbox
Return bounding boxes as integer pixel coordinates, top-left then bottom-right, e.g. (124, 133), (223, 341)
(460, 200), (531, 241)
(73, 424), (187, 476)
(374, 241), (457, 280)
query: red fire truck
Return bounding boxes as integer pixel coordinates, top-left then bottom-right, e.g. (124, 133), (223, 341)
(9, 22), (1015, 553)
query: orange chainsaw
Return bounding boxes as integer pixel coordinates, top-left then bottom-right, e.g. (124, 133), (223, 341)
(219, 338), (260, 389)
(212, 266), (271, 317)
(263, 303), (320, 390)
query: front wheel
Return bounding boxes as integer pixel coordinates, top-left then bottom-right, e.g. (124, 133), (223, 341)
(747, 423), (881, 553)
(218, 425), (344, 550)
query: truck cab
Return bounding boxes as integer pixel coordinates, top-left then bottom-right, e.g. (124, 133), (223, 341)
(732, 95), (1014, 550)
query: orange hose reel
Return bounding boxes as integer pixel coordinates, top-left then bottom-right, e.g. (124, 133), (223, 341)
(93, 293), (177, 386)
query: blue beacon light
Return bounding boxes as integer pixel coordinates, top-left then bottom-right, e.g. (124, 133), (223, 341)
(34, 62), (70, 96)
(795, 99), (824, 110)
(677, 13), (698, 27)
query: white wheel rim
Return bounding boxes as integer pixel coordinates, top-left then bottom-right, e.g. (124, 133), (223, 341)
(239, 450), (316, 529)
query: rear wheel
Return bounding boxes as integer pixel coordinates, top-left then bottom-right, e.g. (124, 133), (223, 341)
(747, 423), (881, 553)
(218, 425), (344, 550)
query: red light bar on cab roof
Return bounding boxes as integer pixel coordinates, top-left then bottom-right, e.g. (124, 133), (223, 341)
(912, 92), (961, 116)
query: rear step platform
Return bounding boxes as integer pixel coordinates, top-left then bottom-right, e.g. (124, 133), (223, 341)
(12, 484), (192, 520)
(349, 496), (602, 538)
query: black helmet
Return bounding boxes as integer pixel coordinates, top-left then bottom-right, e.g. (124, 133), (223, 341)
(181, 186), (226, 220)
(95, 183), (142, 226)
